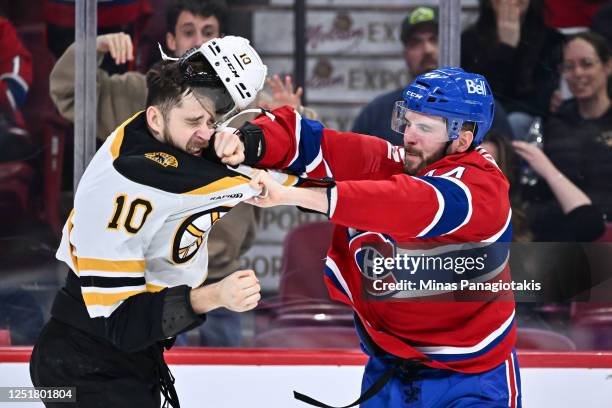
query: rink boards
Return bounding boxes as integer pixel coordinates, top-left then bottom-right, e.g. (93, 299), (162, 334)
(1, 348), (612, 407)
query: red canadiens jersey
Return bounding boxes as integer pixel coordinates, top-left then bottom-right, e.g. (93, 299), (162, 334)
(252, 106), (516, 373)
(0, 17), (32, 118)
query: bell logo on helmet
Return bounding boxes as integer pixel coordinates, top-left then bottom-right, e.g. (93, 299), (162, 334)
(465, 79), (487, 95)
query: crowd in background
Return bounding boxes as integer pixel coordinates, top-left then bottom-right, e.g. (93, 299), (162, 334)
(0, 0), (611, 349)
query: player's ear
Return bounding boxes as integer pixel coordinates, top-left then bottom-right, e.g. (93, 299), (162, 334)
(166, 32), (177, 53)
(454, 130), (474, 153)
(146, 106), (164, 137)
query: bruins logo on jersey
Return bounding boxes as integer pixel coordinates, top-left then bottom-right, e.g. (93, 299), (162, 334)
(145, 152), (179, 168)
(172, 209), (227, 264)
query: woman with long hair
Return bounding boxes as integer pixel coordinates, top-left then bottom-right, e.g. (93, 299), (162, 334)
(461, 0), (564, 138)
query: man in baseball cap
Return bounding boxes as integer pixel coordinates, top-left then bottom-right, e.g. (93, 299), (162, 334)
(353, 6), (512, 145)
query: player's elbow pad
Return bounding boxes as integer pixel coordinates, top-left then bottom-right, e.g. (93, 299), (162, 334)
(103, 286), (204, 352)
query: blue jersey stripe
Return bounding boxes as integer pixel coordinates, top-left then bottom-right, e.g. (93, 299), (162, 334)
(416, 177), (470, 238)
(287, 118), (324, 175)
(324, 265), (350, 300)
(4, 77), (28, 107)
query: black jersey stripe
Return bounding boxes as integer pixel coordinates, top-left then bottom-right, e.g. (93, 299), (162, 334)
(80, 275), (146, 288)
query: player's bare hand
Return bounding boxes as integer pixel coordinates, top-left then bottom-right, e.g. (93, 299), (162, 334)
(264, 74), (304, 111)
(214, 130), (245, 165)
(512, 140), (557, 180)
(246, 169), (287, 207)
(217, 270), (261, 312)
(96, 32), (134, 65)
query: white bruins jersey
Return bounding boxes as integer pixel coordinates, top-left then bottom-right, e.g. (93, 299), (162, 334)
(56, 111), (296, 318)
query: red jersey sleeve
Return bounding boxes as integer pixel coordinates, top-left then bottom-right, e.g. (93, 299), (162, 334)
(251, 105), (405, 181)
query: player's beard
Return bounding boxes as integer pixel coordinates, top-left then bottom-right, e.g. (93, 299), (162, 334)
(185, 134), (210, 156)
(403, 145), (446, 175)
(162, 126), (210, 157)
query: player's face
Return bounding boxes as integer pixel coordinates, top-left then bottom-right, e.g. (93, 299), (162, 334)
(166, 12), (221, 56)
(403, 29), (439, 77)
(402, 110), (448, 175)
(562, 38), (611, 102)
(163, 92), (216, 156)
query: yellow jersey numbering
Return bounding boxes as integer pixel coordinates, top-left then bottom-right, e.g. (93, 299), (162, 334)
(145, 152), (179, 168)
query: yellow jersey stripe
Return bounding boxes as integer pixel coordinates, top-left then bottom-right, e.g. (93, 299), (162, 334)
(146, 283), (167, 293)
(184, 176), (250, 195)
(83, 289), (146, 306)
(67, 210), (79, 275)
(110, 111), (144, 160)
(77, 258), (146, 273)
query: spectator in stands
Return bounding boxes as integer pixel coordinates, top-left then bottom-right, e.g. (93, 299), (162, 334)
(43, 0), (152, 74)
(517, 31), (609, 242)
(481, 130), (533, 242)
(49, 0), (250, 348)
(461, 0), (565, 139)
(50, 0), (229, 140)
(0, 15), (32, 162)
(353, 6), (512, 145)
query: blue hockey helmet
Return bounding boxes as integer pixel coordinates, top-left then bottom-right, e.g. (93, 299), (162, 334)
(391, 67), (495, 145)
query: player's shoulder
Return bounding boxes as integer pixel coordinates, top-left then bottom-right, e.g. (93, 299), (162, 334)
(108, 112), (245, 195)
(422, 149), (509, 197)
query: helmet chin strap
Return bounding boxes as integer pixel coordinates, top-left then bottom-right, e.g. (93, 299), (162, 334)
(214, 108), (276, 133)
(158, 43), (179, 61)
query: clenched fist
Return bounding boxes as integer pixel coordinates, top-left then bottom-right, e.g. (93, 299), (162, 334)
(216, 269), (261, 312)
(190, 269), (261, 314)
(214, 130), (245, 166)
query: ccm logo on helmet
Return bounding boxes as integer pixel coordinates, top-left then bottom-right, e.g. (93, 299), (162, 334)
(405, 90), (423, 99)
(223, 56), (240, 78)
(465, 79), (487, 95)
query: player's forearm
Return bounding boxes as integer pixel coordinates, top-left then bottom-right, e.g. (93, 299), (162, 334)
(189, 283), (222, 314)
(279, 186), (329, 214)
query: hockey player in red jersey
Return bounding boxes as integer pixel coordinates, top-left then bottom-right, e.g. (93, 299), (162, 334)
(216, 67), (521, 407)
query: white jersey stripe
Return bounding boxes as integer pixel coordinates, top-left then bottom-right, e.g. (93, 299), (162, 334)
(482, 208), (512, 242)
(415, 310), (515, 354)
(288, 111), (302, 167)
(325, 256), (353, 302)
(415, 177), (445, 237)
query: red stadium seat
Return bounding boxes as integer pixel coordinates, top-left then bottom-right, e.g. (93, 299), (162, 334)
(515, 327), (576, 351)
(252, 326), (360, 349)
(278, 221), (336, 304)
(0, 162), (34, 220)
(16, 23), (67, 236)
(256, 221), (354, 336)
(597, 222), (612, 242)
(570, 302), (612, 349)
(0, 329), (11, 346)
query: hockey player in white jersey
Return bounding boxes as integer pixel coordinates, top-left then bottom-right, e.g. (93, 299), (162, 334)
(29, 36), (281, 408)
